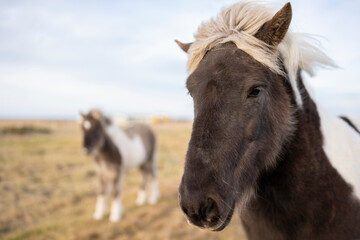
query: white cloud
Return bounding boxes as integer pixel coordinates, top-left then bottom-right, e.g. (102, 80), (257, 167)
(0, 0), (359, 119)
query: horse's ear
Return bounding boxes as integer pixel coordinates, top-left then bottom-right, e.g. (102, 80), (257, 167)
(175, 40), (192, 53)
(255, 2), (292, 46)
(80, 111), (86, 119)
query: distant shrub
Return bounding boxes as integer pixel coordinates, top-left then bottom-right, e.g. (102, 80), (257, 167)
(0, 126), (51, 135)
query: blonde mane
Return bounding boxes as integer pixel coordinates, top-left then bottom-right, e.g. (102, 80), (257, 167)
(87, 109), (112, 125)
(187, 1), (336, 106)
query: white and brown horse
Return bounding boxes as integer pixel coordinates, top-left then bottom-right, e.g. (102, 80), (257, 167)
(80, 110), (159, 222)
(176, 2), (360, 239)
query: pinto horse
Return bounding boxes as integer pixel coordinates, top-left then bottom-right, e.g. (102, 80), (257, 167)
(176, 2), (360, 239)
(80, 110), (159, 222)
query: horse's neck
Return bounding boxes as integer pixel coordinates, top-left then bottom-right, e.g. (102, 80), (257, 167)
(243, 74), (360, 240)
(104, 124), (131, 149)
(103, 124), (147, 169)
(257, 72), (328, 191)
(98, 124), (123, 165)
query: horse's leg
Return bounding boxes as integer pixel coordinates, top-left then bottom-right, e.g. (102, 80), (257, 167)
(109, 171), (124, 222)
(148, 156), (160, 205)
(136, 167), (149, 206)
(93, 175), (109, 220)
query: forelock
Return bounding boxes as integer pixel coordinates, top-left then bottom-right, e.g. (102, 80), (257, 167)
(187, 1), (336, 106)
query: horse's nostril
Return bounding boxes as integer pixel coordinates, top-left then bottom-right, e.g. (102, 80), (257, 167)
(179, 192), (221, 228)
(206, 198), (215, 213)
(201, 197), (219, 222)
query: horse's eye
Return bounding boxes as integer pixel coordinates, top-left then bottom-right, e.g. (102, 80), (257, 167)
(248, 87), (261, 98)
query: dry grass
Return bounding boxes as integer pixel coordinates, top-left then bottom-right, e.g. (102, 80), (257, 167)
(0, 120), (246, 240)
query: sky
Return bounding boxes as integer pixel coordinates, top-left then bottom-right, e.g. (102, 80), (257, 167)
(0, 0), (359, 119)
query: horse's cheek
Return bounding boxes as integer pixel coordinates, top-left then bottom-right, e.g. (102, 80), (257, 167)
(244, 112), (263, 142)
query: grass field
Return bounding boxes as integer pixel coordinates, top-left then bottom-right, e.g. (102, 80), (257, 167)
(0, 120), (246, 240)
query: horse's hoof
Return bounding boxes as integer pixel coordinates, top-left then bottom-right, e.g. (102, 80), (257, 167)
(93, 213), (104, 220)
(148, 195), (159, 205)
(136, 190), (147, 205)
(136, 198), (146, 206)
(109, 214), (122, 222)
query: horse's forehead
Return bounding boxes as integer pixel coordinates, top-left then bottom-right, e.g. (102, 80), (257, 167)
(83, 120), (92, 130)
(81, 115), (99, 130)
(188, 49), (238, 81)
(207, 45), (240, 63)
(190, 45), (267, 85)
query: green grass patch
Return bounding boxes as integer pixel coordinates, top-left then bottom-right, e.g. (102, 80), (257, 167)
(0, 126), (51, 135)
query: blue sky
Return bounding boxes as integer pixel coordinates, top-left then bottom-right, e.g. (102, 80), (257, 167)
(0, 0), (359, 119)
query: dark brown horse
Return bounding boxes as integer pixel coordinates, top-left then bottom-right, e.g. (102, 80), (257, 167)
(176, 2), (360, 240)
